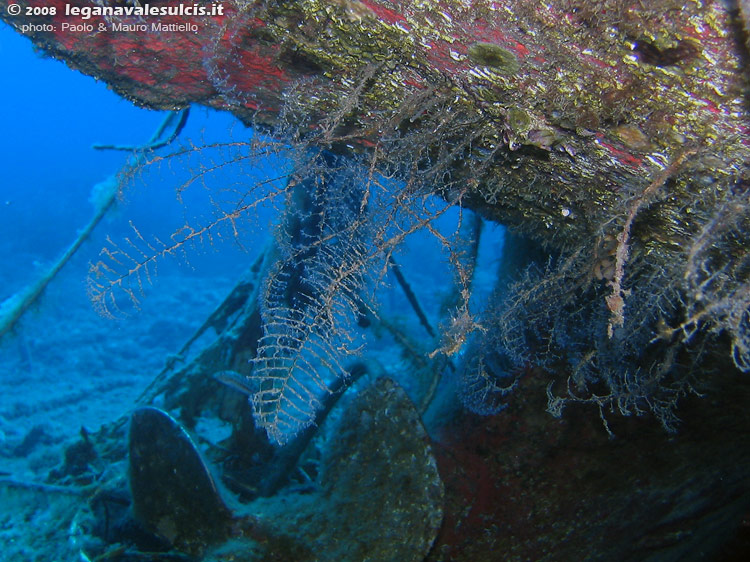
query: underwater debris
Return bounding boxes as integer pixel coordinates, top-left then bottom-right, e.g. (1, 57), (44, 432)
(128, 407), (314, 560)
(16, 0), (744, 431)
(4, 1), (750, 556)
(0, 111), (188, 337)
(5, 0), (745, 247)
(430, 365), (750, 561)
(320, 377), (444, 558)
(127, 381), (443, 560)
(128, 407), (234, 556)
(249, 377), (444, 561)
(0, 478), (83, 560)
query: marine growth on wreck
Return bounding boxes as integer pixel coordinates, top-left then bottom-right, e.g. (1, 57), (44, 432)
(1, 0), (750, 560)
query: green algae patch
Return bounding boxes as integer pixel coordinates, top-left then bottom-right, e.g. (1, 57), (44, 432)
(507, 107), (532, 133)
(468, 42), (520, 74)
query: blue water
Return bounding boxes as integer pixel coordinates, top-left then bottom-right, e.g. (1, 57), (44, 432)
(12, 31), (277, 253)
(0, 24), (256, 450)
(2, 15), (748, 562)
(1, 27), (157, 256)
(0, 22), (510, 561)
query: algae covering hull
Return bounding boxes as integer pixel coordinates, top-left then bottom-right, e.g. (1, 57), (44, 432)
(4, 2), (750, 561)
(2, 0), (748, 246)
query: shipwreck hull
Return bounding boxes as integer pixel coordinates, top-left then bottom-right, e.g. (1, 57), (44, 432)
(4, 1), (750, 560)
(3, 0), (749, 243)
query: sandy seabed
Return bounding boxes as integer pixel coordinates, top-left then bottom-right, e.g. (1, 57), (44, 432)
(0, 256), (237, 561)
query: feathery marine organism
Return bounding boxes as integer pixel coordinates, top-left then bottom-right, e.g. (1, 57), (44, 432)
(3, 2), (750, 560)
(54, 0), (750, 436)
(250, 151), (375, 445)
